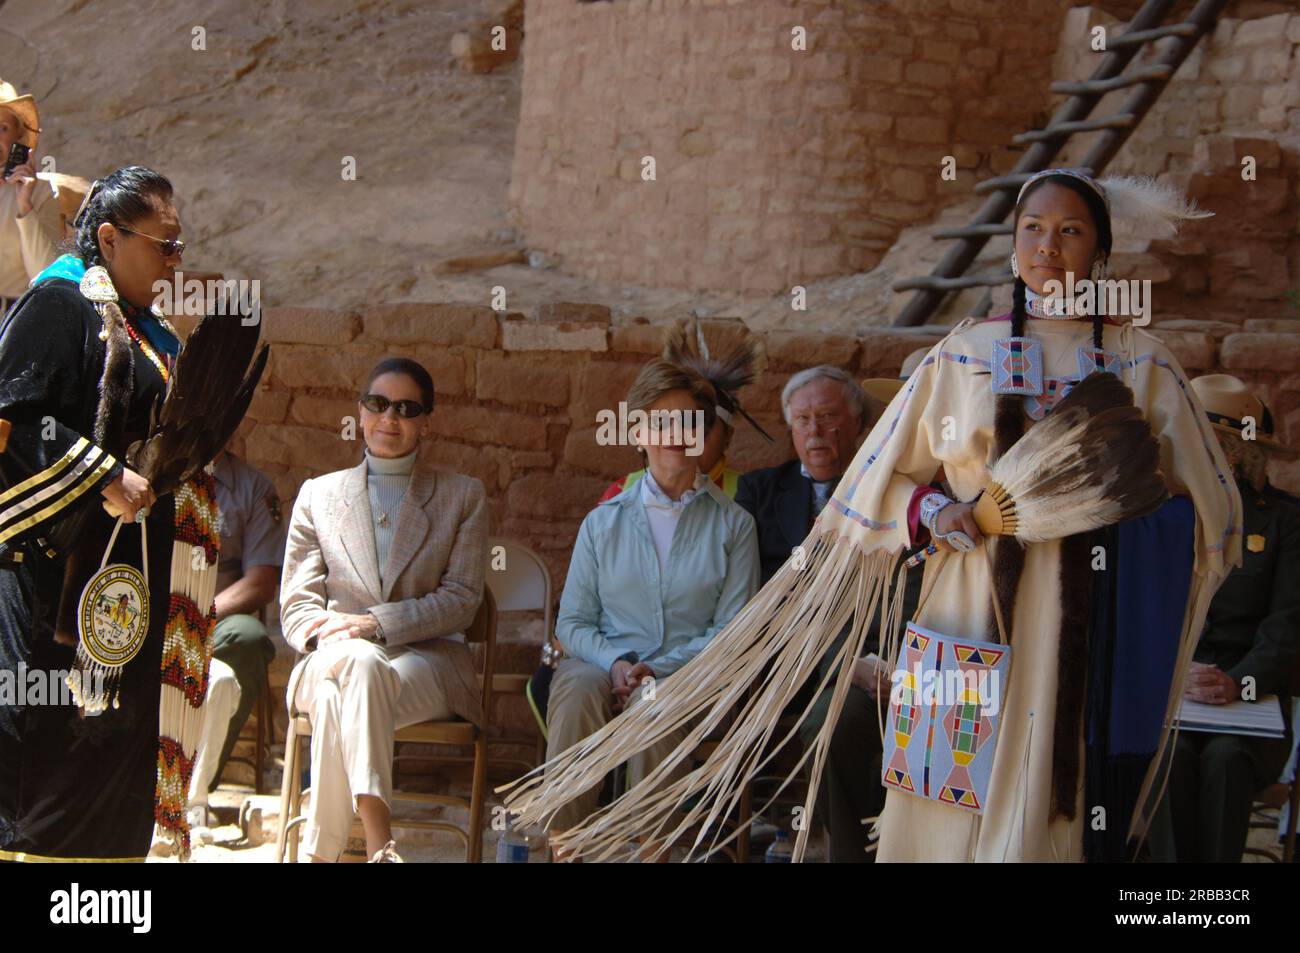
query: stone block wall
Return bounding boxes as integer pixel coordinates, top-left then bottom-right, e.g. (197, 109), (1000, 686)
(1051, 8), (1300, 327)
(510, 0), (1074, 295)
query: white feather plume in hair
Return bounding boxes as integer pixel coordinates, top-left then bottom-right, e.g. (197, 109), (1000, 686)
(1098, 175), (1213, 240)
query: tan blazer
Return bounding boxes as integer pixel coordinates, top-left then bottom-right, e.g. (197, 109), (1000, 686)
(280, 458), (487, 726)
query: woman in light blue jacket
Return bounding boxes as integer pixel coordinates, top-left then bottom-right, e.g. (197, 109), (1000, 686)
(545, 359), (759, 840)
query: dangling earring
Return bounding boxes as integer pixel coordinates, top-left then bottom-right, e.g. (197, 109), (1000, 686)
(1090, 257), (1107, 282)
(1009, 253), (1020, 279)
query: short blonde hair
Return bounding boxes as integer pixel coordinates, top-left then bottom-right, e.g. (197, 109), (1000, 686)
(627, 359), (717, 429)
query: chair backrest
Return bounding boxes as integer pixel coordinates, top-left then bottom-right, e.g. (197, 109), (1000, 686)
(465, 587), (498, 645)
(484, 536), (553, 639)
(467, 587), (499, 714)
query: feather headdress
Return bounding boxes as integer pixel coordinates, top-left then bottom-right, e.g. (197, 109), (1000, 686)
(1097, 174), (1213, 240)
(662, 317), (773, 442)
(972, 371), (1168, 541)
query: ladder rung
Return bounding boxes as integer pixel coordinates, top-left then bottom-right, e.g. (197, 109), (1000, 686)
(973, 167), (1097, 195)
(1013, 114), (1136, 144)
(892, 272), (1014, 293)
(1051, 64), (1173, 95)
(1108, 22), (1200, 49)
(933, 223), (1014, 240)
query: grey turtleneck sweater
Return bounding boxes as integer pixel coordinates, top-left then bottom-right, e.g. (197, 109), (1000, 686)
(366, 447), (417, 587)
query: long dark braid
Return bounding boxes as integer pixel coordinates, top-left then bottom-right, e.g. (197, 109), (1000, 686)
(989, 278), (1031, 644)
(1050, 284), (1108, 822)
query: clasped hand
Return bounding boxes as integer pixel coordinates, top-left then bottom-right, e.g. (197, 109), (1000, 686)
(610, 659), (655, 712)
(308, 612), (381, 647)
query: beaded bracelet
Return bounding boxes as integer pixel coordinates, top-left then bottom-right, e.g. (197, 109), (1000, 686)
(917, 491), (953, 536)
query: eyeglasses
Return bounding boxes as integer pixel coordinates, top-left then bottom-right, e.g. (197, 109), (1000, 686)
(790, 413), (842, 435)
(360, 394), (426, 418)
(117, 226), (186, 258)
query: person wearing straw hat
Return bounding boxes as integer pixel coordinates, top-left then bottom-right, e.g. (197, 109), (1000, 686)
(1147, 374), (1300, 863)
(501, 170), (1242, 864)
(0, 80), (62, 311)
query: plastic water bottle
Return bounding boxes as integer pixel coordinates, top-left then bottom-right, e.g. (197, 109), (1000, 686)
(765, 829), (793, 863)
(496, 821), (531, 864)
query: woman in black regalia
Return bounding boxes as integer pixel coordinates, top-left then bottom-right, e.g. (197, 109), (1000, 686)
(0, 167), (184, 861)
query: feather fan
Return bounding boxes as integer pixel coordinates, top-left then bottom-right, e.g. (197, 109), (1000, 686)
(129, 301), (269, 496)
(973, 371), (1167, 542)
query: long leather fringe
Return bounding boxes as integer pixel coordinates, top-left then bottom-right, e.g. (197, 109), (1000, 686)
(499, 534), (900, 862)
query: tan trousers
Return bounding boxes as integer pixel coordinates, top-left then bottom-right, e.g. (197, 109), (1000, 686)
(544, 658), (692, 833)
(290, 640), (451, 861)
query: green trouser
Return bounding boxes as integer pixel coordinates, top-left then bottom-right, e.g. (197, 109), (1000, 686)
(1148, 726), (1293, 863)
(795, 555), (915, 861)
(798, 678), (884, 863)
(208, 613), (276, 792)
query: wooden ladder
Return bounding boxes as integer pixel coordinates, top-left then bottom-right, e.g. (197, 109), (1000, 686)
(891, 0), (1230, 328)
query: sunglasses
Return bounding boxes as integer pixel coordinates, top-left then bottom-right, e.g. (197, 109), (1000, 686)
(360, 394), (427, 418)
(117, 226), (186, 258)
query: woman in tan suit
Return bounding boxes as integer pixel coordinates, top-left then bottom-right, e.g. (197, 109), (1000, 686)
(281, 357), (487, 863)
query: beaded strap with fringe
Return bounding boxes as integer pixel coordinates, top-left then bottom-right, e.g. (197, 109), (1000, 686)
(153, 468), (220, 859)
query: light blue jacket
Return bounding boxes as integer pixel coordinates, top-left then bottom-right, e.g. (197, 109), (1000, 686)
(557, 479), (760, 677)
